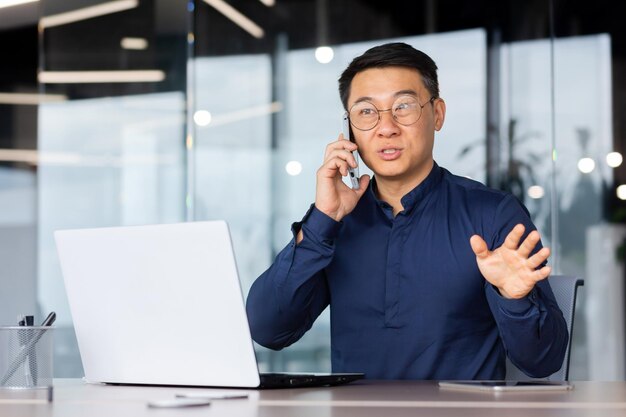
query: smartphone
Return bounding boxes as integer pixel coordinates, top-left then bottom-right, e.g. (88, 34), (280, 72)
(175, 393), (249, 400)
(342, 112), (360, 189)
(438, 381), (574, 392)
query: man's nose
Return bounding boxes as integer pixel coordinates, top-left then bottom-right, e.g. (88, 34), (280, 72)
(376, 109), (400, 137)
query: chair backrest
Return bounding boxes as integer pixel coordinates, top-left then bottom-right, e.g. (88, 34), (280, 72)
(505, 275), (584, 381)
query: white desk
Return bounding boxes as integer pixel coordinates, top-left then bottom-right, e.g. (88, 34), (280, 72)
(2, 379), (626, 416)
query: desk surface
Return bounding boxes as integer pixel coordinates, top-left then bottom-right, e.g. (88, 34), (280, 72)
(2, 379), (626, 417)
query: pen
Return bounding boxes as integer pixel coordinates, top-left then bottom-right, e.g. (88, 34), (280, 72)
(25, 315), (37, 386)
(0, 312), (56, 386)
(40, 312), (56, 327)
(17, 315), (31, 386)
(21, 315), (35, 386)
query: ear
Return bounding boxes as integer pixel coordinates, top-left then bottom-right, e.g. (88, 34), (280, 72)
(433, 98), (446, 131)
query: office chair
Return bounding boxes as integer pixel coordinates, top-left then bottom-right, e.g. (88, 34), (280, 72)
(505, 275), (584, 382)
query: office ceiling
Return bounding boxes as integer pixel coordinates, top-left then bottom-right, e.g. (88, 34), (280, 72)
(0, 2), (37, 30)
(1, 0), (626, 90)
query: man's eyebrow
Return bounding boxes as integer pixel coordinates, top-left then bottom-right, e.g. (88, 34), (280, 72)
(352, 90), (419, 105)
(394, 89), (418, 97)
(353, 96), (373, 104)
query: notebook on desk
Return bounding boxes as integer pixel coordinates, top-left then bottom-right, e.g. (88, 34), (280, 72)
(54, 221), (363, 389)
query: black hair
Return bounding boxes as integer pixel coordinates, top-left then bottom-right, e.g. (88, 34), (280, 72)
(338, 42), (439, 110)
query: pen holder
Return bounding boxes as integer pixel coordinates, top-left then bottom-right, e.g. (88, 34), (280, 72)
(0, 326), (54, 401)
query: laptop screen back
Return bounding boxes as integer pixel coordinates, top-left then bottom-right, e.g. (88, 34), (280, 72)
(55, 221), (261, 387)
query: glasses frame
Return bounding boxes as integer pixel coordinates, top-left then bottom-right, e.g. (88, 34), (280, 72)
(348, 95), (437, 131)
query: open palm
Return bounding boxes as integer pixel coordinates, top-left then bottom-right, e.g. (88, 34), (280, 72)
(470, 224), (551, 299)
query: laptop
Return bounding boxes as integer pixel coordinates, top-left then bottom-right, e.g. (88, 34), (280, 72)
(54, 221), (363, 388)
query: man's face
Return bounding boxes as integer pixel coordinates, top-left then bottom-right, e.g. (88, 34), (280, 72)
(347, 66), (445, 184)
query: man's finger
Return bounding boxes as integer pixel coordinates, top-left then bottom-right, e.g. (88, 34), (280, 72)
(533, 265), (551, 282)
(518, 230), (541, 258)
(503, 224), (525, 250)
(318, 157), (350, 178)
(526, 247), (551, 269)
(324, 136), (357, 159)
(470, 235), (490, 259)
(324, 148), (358, 168)
(353, 175), (371, 194)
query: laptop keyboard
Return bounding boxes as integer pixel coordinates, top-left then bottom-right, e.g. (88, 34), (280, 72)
(259, 372), (364, 388)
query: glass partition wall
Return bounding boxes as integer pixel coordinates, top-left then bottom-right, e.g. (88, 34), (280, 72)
(24, 0), (626, 379)
(37, 0), (188, 375)
(0, 17), (39, 355)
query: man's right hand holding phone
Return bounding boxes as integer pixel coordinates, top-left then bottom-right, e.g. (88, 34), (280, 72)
(296, 135), (370, 244)
(316, 133), (370, 221)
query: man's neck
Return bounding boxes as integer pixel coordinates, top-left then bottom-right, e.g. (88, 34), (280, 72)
(375, 160), (434, 216)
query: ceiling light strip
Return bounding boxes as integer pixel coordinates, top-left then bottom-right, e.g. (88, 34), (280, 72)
(202, 0), (264, 39)
(0, 0), (38, 9)
(206, 101), (282, 127)
(0, 149), (38, 164)
(258, 0), (275, 6)
(38, 70), (165, 84)
(40, 0), (138, 29)
(0, 93), (67, 105)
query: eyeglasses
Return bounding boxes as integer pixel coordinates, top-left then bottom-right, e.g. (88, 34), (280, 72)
(347, 94), (436, 131)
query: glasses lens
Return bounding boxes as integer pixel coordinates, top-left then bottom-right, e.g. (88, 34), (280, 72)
(349, 102), (379, 130)
(392, 95), (421, 126)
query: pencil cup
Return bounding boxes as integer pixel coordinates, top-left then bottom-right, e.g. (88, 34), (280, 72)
(0, 326), (54, 401)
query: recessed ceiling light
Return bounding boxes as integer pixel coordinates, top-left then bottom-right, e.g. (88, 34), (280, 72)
(121, 37), (148, 50)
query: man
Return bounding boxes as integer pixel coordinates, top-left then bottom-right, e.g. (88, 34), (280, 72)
(246, 42), (567, 380)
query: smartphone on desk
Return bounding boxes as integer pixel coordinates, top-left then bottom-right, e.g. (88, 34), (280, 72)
(342, 112), (360, 189)
(438, 381), (574, 392)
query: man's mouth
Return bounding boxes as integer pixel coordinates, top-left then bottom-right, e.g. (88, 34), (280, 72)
(378, 148), (402, 160)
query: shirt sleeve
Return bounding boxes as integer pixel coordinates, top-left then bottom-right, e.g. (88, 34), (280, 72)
(245, 205), (341, 350)
(484, 194), (569, 378)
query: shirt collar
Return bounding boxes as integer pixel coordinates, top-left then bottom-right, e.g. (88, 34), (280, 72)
(368, 161), (444, 214)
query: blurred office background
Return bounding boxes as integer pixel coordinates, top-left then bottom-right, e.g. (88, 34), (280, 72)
(1, 0), (625, 380)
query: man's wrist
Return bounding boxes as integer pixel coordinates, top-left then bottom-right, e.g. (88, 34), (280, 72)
(314, 203), (342, 222)
(494, 282), (533, 300)
(292, 204), (342, 244)
(495, 286), (516, 300)
(487, 285), (538, 314)
(493, 283), (533, 301)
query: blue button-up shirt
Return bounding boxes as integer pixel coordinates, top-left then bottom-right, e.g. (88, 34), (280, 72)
(246, 163), (567, 379)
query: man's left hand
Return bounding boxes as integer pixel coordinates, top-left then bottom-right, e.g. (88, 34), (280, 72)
(470, 224), (551, 299)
